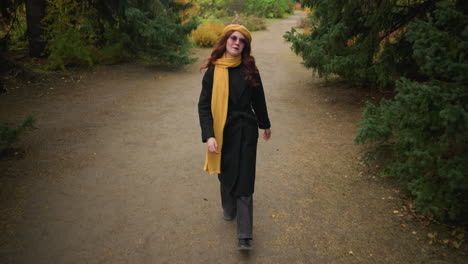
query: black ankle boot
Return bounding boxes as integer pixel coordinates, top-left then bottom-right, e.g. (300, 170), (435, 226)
(223, 210), (235, 221)
(238, 239), (252, 250)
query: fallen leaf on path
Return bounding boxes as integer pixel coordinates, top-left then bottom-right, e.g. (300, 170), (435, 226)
(452, 241), (461, 249)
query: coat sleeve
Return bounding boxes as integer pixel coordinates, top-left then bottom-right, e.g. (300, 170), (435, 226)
(251, 73), (271, 129)
(198, 66), (215, 143)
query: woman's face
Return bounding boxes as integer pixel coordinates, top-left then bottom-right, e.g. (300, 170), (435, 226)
(225, 31), (247, 58)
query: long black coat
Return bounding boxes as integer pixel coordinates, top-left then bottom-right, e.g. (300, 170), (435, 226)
(198, 65), (271, 197)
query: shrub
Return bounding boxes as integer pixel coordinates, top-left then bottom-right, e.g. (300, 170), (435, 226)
(355, 79), (468, 223)
(197, 0), (294, 19)
(285, 0), (297, 14)
(42, 0), (94, 70)
(196, 0), (221, 18)
(284, 0), (421, 89)
(0, 116), (36, 154)
(354, 2), (468, 223)
(44, 27), (94, 70)
(91, 41), (131, 65)
(40, 0), (198, 69)
(287, 0), (468, 224)
(303, 7), (313, 17)
(224, 14), (266, 31)
(192, 22), (225, 47)
(246, 0), (294, 18)
(0, 3), (28, 52)
(96, 1), (198, 66)
(224, 0), (248, 16)
(297, 16), (311, 29)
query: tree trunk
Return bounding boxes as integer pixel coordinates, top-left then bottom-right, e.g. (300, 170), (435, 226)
(25, 0), (46, 57)
(0, 79), (5, 93)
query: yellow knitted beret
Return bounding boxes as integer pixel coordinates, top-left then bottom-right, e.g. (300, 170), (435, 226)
(223, 24), (252, 43)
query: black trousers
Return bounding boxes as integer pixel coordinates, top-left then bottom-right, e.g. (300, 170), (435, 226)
(220, 183), (253, 240)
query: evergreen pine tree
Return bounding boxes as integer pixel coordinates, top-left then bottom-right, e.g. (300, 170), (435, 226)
(286, 0), (468, 222)
(91, 0), (198, 65)
(284, 0), (440, 89)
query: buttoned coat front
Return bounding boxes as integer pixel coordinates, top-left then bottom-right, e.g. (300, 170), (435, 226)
(198, 65), (271, 197)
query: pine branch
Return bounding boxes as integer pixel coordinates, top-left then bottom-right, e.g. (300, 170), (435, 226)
(381, 0), (442, 40)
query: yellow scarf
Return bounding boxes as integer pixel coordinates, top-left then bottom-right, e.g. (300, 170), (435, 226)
(204, 55), (241, 174)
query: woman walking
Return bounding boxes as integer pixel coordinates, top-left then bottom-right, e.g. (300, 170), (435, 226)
(198, 24), (271, 250)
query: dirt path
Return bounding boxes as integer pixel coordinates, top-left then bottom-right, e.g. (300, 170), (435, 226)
(0, 12), (465, 264)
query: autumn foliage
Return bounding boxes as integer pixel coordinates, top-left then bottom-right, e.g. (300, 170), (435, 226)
(191, 22), (225, 47)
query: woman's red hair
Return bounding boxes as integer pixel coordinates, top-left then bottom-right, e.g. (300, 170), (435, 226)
(201, 30), (259, 87)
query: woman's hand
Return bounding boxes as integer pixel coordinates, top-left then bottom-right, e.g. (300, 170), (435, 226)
(207, 137), (219, 154)
(263, 128), (271, 141)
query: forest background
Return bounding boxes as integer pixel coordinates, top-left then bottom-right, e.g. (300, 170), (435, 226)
(1, 0), (467, 226)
